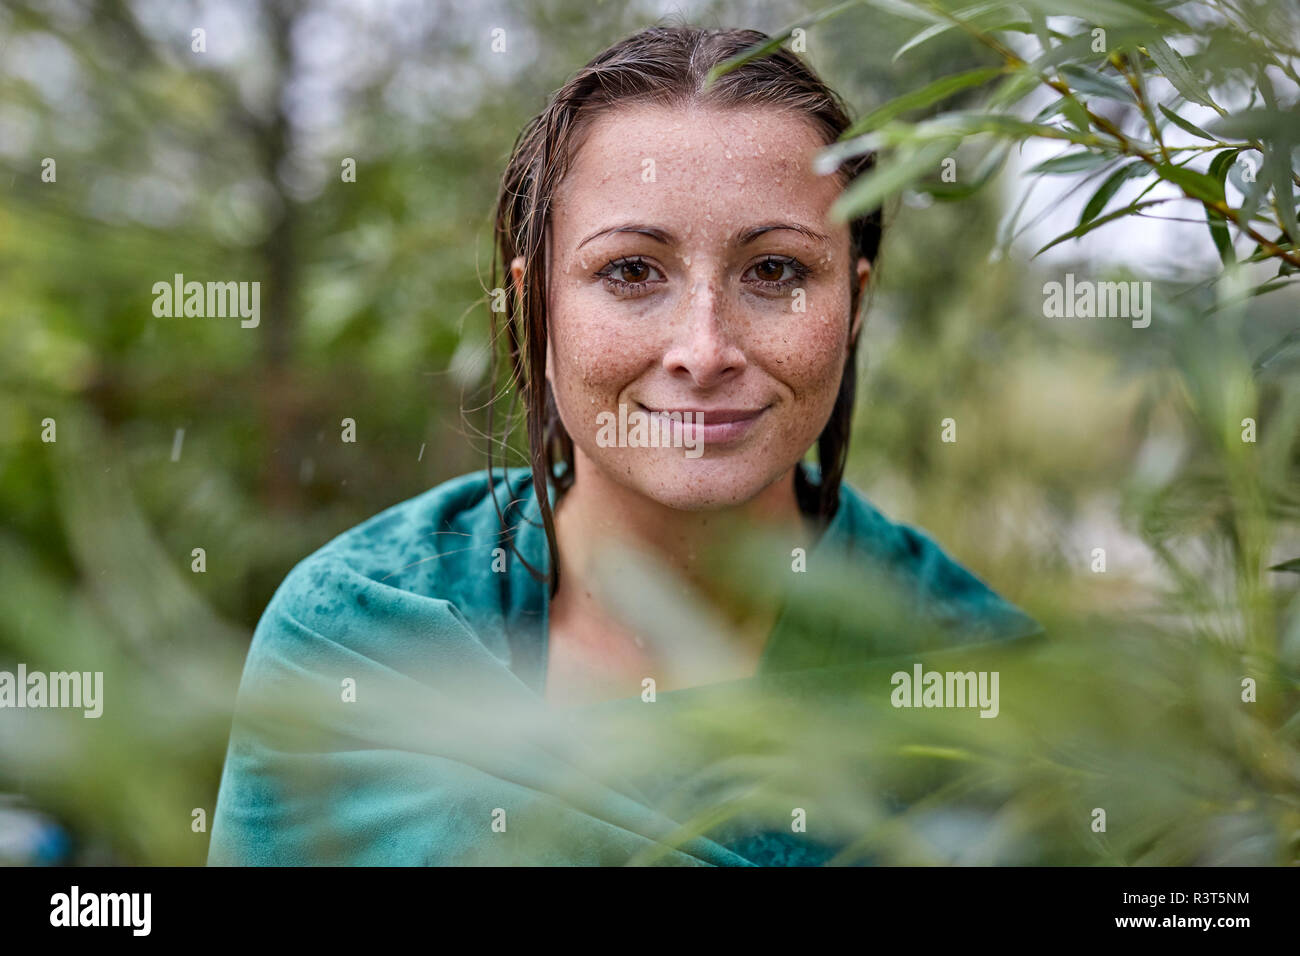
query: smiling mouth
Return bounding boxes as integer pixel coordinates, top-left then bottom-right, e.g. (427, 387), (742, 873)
(637, 404), (768, 423)
(635, 402), (770, 447)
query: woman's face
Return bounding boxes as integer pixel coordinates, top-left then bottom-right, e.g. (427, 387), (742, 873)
(539, 103), (869, 511)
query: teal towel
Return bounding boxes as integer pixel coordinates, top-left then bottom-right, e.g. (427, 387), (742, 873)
(208, 465), (1041, 865)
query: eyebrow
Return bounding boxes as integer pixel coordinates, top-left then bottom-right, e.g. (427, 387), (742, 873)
(575, 221), (831, 249)
(738, 222), (831, 244)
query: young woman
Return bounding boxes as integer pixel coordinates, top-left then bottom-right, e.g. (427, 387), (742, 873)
(209, 25), (1040, 867)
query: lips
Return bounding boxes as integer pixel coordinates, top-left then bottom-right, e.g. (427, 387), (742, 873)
(636, 402), (769, 447)
(640, 405), (766, 423)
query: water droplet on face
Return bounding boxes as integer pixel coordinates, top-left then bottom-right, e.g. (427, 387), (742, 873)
(683, 255), (691, 266)
(725, 150), (732, 159)
(735, 173), (745, 184)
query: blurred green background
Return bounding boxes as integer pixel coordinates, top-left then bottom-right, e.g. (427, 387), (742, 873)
(1, 0), (1297, 865)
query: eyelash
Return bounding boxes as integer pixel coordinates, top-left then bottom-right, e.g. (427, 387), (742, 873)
(745, 256), (811, 292)
(594, 256), (812, 297)
(596, 257), (663, 297)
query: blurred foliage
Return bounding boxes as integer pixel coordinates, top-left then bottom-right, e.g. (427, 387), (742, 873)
(0, 0), (1296, 864)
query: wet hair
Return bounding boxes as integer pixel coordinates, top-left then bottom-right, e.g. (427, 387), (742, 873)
(487, 24), (882, 597)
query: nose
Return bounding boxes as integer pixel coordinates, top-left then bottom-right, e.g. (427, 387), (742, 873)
(661, 278), (747, 388)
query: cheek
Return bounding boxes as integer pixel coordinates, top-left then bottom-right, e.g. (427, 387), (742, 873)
(761, 295), (852, 398)
(547, 285), (649, 402)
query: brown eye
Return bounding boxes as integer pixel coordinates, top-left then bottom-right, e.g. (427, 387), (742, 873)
(597, 257), (665, 296)
(743, 256), (808, 290)
(620, 260), (650, 282)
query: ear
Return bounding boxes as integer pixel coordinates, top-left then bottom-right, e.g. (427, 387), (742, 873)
(850, 257), (872, 344)
(514, 255), (555, 384)
(509, 255), (526, 303)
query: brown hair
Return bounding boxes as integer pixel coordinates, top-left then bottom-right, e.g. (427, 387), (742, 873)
(487, 24), (882, 597)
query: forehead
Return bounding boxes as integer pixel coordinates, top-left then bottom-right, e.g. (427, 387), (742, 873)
(552, 103), (846, 241)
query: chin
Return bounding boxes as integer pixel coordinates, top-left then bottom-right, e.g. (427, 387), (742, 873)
(616, 450), (792, 512)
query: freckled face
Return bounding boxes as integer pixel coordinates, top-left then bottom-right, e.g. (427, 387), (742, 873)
(545, 104), (863, 510)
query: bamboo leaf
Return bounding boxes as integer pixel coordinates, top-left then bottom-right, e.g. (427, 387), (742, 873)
(1268, 557), (1300, 573)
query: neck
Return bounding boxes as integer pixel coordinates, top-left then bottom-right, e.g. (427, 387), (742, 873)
(544, 452), (821, 696)
(551, 452), (816, 616)
(554, 450), (811, 589)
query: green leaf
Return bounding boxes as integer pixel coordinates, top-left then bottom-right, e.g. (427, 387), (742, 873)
(1025, 31), (1110, 74)
(1037, 198), (1172, 256)
(1060, 65), (1132, 103)
(990, 66), (1048, 109)
(1143, 37), (1218, 110)
(844, 67), (1006, 137)
(1269, 557), (1300, 573)
(1028, 150), (1114, 174)
(896, 19), (1048, 62)
(1022, 0), (1188, 30)
(1206, 148), (1239, 185)
(833, 110), (1098, 155)
(1155, 162), (1225, 204)
(1263, 143), (1300, 243)
(1033, 97), (1070, 123)
(705, 0), (863, 84)
(1253, 330), (1300, 372)
(856, 0), (946, 23)
(1205, 149), (1240, 265)
(891, 1), (1006, 61)
(948, 111), (1096, 144)
(926, 143), (1011, 200)
(1210, 109), (1300, 143)
(830, 138), (960, 222)
(1157, 104), (1218, 142)
(1229, 154), (1270, 223)
(1078, 160), (1148, 225)
(1062, 96), (1091, 134)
